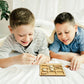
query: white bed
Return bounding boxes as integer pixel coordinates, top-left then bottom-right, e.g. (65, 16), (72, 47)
(0, 56), (84, 84)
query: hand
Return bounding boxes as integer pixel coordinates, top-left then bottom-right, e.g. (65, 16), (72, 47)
(70, 56), (82, 71)
(17, 53), (36, 64)
(33, 54), (50, 65)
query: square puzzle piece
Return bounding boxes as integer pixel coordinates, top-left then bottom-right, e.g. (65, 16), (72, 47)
(40, 63), (65, 76)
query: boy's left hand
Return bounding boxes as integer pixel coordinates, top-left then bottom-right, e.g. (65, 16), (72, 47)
(70, 56), (82, 71)
(33, 54), (50, 64)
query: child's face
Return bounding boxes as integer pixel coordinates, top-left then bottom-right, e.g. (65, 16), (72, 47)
(55, 22), (77, 45)
(9, 24), (34, 47)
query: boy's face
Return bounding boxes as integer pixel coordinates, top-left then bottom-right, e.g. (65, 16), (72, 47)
(9, 24), (34, 47)
(55, 22), (77, 45)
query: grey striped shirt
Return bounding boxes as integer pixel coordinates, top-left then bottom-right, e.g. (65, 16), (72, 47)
(0, 29), (49, 58)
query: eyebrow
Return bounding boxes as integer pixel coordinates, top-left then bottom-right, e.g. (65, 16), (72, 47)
(18, 34), (25, 36)
(56, 31), (61, 33)
(18, 33), (33, 36)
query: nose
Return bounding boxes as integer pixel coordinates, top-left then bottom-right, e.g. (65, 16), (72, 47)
(62, 34), (66, 39)
(24, 35), (29, 41)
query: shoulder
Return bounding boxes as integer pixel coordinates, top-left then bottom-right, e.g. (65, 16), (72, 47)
(75, 27), (84, 42)
(34, 28), (46, 40)
(34, 28), (45, 35)
(77, 27), (84, 35)
(6, 34), (16, 41)
(4, 34), (17, 45)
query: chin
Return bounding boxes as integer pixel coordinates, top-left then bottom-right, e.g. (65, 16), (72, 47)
(23, 44), (29, 47)
(64, 42), (70, 45)
(20, 43), (28, 47)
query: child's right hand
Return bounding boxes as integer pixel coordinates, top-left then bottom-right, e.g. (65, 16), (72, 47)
(16, 53), (36, 64)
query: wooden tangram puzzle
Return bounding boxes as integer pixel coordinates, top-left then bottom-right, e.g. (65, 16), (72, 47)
(40, 64), (65, 76)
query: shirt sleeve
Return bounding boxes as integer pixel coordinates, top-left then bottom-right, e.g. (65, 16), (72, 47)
(38, 32), (50, 56)
(0, 37), (13, 58)
(79, 33), (84, 52)
(49, 34), (60, 53)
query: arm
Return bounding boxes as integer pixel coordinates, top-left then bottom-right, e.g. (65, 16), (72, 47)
(0, 53), (36, 68)
(80, 51), (84, 63)
(0, 55), (21, 68)
(49, 33), (79, 62)
(50, 50), (78, 61)
(0, 36), (36, 68)
(70, 32), (84, 70)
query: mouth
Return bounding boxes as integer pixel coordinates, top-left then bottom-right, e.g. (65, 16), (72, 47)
(21, 41), (29, 44)
(62, 39), (68, 43)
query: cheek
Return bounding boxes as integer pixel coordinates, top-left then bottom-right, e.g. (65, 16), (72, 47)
(15, 35), (22, 41)
(30, 36), (33, 41)
(69, 32), (75, 38)
(57, 34), (61, 38)
(57, 35), (62, 40)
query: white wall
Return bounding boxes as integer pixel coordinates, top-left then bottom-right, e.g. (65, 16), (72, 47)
(13, 0), (84, 25)
(13, 0), (58, 21)
(1, 0), (84, 38)
(0, 0), (13, 38)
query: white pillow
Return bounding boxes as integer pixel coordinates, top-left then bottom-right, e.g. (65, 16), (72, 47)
(35, 19), (54, 29)
(73, 9), (84, 26)
(35, 19), (55, 36)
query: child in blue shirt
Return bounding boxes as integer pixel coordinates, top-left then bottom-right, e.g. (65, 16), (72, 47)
(49, 12), (84, 71)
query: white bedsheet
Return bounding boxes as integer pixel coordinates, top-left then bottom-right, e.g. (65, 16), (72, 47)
(0, 57), (84, 84)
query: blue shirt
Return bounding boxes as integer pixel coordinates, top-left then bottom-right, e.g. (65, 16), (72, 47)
(49, 27), (84, 53)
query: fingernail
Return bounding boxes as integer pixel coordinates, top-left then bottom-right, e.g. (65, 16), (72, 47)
(71, 67), (72, 70)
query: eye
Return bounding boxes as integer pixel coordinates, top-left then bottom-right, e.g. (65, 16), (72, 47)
(57, 33), (62, 35)
(19, 35), (24, 37)
(65, 31), (69, 34)
(29, 33), (33, 36)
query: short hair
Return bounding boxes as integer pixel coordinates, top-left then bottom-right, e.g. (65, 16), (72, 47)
(54, 12), (75, 26)
(10, 8), (35, 29)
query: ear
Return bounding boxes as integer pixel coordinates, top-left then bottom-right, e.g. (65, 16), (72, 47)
(8, 26), (13, 33)
(74, 25), (78, 32)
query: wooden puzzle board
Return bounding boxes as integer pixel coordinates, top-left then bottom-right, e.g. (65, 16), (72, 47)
(40, 64), (65, 76)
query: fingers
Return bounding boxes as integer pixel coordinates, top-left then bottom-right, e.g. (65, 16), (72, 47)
(37, 54), (46, 64)
(33, 54), (42, 65)
(32, 59), (39, 65)
(70, 57), (80, 71)
(33, 55), (50, 65)
(34, 54), (50, 64)
(26, 53), (36, 58)
(22, 53), (36, 64)
(36, 54), (42, 61)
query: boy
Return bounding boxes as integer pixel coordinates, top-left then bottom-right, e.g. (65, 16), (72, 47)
(0, 8), (50, 68)
(49, 12), (84, 70)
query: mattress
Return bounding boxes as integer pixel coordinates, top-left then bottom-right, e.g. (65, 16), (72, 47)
(0, 58), (84, 84)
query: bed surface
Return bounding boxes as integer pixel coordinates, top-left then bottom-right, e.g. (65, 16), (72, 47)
(0, 57), (84, 84)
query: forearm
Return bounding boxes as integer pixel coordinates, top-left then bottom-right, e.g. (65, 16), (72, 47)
(79, 55), (84, 63)
(50, 50), (76, 61)
(0, 55), (21, 68)
(79, 52), (84, 63)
